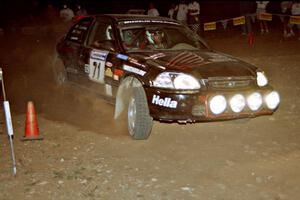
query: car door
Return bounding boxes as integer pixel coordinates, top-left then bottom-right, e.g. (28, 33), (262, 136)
(79, 17), (122, 97)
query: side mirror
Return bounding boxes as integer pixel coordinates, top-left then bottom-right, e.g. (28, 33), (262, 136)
(93, 40), (115, 52)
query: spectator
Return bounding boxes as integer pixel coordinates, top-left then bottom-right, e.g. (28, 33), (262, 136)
(187, 0), (200, 34)
(175, 0), (188, 24)
(289, 0), (300, 40)
(239, 1), (255, 35)
(280, 1), (293, 37)
(147, 2), (159, 17)
(168, 3), (176, 19)
(256, 1), (270, 34)
(59, 4), (74, 22)
(75, 5), (87, 16)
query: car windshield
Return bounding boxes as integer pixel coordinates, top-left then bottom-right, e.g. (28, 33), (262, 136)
(120, 24), (208, 52)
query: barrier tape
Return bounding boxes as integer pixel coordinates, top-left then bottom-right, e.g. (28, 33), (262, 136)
(204, 12), (300, 31)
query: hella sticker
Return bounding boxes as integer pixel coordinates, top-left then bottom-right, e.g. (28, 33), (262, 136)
(152, 95), (178, 109)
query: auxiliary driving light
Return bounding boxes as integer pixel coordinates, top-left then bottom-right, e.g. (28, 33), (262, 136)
(209, 95), (227, 115)
(247, 92), (263, 111)
(265, 91), (280, 109)
(230, 94), (246, 113)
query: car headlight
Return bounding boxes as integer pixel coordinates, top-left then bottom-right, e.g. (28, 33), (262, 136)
(247, 92), (263, 111)
(265, 91), (280, 109)
(153, 72), (200, 90)
(230, 94), (246, 113)
(209, 95), (227, 115)
(256, 71), (268, 87)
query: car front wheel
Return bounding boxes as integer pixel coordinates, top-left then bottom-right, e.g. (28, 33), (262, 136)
(127, 85), (153, 140)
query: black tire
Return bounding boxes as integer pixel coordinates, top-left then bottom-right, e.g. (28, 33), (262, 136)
(127, 86), (153, 140)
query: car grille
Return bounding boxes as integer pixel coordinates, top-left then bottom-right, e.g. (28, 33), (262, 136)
(206, 76), (254, 89)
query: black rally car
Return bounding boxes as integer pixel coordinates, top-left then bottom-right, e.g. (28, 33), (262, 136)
(55, 14), (280, 139)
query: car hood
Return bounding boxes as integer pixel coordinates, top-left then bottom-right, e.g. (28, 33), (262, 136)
(128, 50), (257, 79)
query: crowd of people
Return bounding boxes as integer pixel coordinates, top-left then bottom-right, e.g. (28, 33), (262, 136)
(43, 3), (88, 25)
(239, 1), (300, 40)
(147, 1), (300, 40)
(1, 1), (300, 41)
(147, 1), (201, 34)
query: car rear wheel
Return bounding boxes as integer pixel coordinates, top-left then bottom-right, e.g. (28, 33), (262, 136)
(127, 85), (153, 140)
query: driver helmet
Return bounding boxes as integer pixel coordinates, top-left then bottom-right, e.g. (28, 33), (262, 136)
(123, 30), (134, 43)
(146, 29), (164, 45)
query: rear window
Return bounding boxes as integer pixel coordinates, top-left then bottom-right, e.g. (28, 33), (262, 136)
(66, 18), (93, 44)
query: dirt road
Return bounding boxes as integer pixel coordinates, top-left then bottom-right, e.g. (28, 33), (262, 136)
(0, 29), (299, 200)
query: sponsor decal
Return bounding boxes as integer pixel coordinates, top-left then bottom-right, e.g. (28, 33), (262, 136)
(289, 16), (300, 25)
(105, 84), (112, 96)
(206, 52), (237, 62)
(70, 36), (79, 40)
(72, 29), (82, 34)
(152, 95), (178, 109)
(105, 68), (113, 77)
(121, 20), (180, 25)
(84, 64), (90, 73)
(128, 57), (138, 63)
(128, 58), (146, 68)
(89, 50), (108, 83)
(114, 69), (124, 76)
(204, 22), (216, 31)
(91, 50), (108, 61)
(258, 13), (272, 21)
(113, 75), (119, 81)
(233, 16), (245, 26)
(145, 53), (166, 60)
(105, 61), (113, 67)
(116, 54), (129, 61)
(77, 25), (88, 30)
(123, 65), (146, 76)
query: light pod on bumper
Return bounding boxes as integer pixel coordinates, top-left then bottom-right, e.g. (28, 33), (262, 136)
(265, 91), (280, 109)
(230, 94), (246, 113)
(209, 95), (227, 115)
(256, 71), (268, 87)
(247, 92), (263, 111)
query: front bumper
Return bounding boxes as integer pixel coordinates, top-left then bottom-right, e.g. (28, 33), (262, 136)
(145, 86), (279, 123)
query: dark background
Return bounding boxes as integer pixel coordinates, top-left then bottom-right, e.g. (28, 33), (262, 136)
(0, 0), (282, 25)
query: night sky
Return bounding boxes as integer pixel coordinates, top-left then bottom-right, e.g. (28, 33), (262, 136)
(0, 1), (282, 26)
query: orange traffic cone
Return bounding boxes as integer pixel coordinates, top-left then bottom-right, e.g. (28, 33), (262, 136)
(21, 101), (43, 141)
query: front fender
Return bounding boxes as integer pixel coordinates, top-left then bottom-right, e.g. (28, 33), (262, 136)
(114, 76), (143, 119)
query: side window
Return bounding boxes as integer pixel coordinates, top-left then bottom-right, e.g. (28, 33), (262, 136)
(88, 22), (114, 46)
(66, 18), (93, 44)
